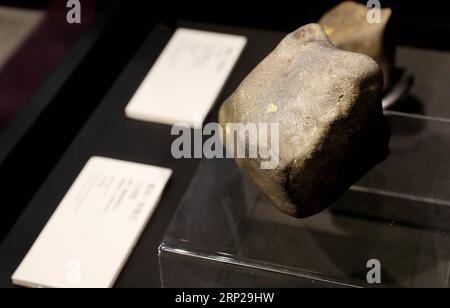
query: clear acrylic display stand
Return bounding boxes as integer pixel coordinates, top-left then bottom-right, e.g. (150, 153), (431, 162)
(159, 112), (450, 288)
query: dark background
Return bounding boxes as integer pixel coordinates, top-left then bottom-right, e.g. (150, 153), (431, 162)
(0, 0), (449, 271)
(4, 0), (450, 50)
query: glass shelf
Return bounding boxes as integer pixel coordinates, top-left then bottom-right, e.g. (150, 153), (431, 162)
(159, 112), (450, 288)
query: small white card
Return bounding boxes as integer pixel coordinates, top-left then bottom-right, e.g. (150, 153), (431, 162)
(125, 28), (247, 128)
(12, 157), (172, 288)
(0, 6), (44, 68)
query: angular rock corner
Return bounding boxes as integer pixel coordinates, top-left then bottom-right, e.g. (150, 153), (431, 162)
(219, 23), (390, 218)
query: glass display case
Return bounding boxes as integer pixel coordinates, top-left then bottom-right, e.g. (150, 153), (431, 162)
(160, 111), (450, 288)
(0, 7), (449, 287)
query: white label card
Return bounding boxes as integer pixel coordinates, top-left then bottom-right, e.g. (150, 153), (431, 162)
(12, 157), (172, 288)
(125, 28), (247, 128)
(0, 6), (44, 68)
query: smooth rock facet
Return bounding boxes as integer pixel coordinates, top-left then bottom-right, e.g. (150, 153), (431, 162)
(219, 23), (390, 218)
(319, 1), (394, 90)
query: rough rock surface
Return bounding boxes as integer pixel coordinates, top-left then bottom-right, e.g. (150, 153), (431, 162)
(219, 24), (390, 218)
(319, 1), (394, 90)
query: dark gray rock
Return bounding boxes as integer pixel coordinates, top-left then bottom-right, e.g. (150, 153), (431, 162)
(219, 23), (390, 218)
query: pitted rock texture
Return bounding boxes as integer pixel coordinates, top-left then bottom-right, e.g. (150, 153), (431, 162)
(219, 23), (390, 218)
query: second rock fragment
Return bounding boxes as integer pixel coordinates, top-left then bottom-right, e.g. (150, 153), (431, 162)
(319, 1), (394, 90)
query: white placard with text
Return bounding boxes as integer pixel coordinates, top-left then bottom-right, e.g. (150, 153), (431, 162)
(125, 28), (247, 128)
(12, 157), (172, 288)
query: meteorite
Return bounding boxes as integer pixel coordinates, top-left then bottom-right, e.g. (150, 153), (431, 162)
(319, 1), (394, 90)
(219, 24), (390, 218)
